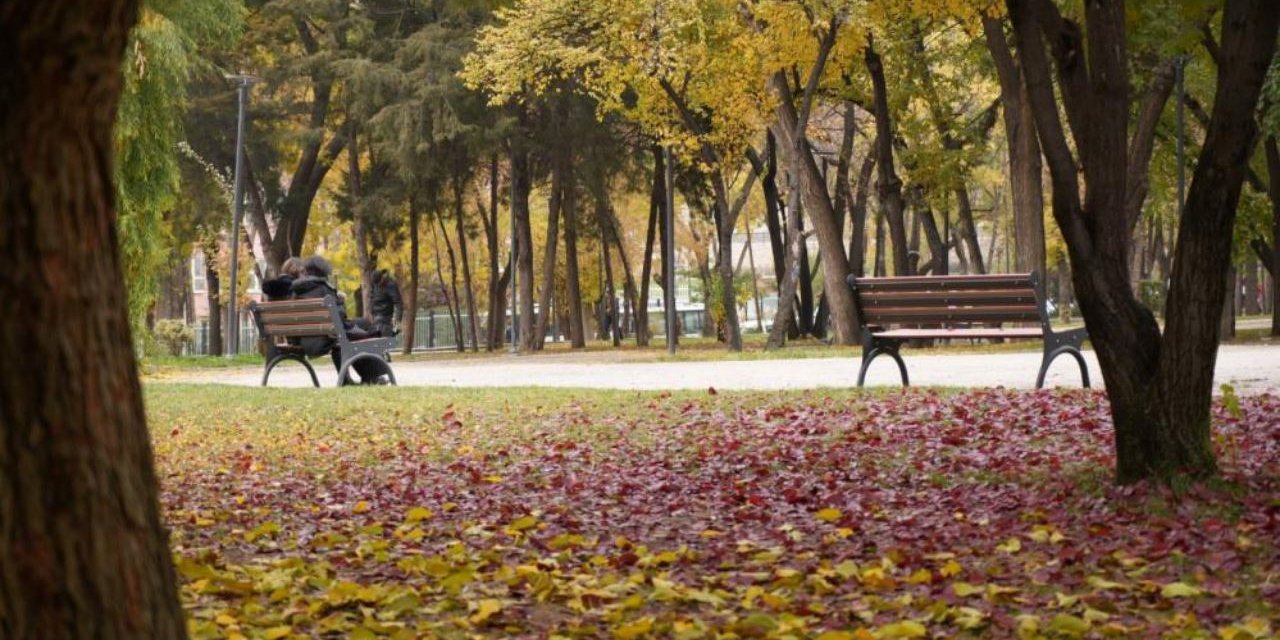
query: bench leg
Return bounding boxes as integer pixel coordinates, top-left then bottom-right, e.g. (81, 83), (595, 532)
(337, 353), (396, 387)
(262, 355), (320, 388)
(1036, 346), (1090, 389)
(857, 341), (909, 388)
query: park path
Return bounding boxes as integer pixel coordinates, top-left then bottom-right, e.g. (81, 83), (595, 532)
(163, 344), (1280, 394)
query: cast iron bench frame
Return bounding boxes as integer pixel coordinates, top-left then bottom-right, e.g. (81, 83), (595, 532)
(248, 296), (397, 387)
(845, 272), (1089, 388)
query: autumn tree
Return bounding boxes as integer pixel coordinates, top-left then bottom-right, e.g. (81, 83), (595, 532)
(1008, 0), (1279, 482)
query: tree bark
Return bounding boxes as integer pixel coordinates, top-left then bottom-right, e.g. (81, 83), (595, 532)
(1009, 0), (1279, 482)
(767, 175), (805, 349)
(1265, 136), (1280, 336)
(865, 37), (911, 276)
(402, 198), (419, 355)
(0, 1), (188, 636)
(597, 199), (621, 346)
(983, 14), (1045, 278)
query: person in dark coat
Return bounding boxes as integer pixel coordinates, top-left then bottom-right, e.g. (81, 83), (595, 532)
(290, 256), (387, 384)
(262, 257), (304, 302)
(370, 269), (403, 338)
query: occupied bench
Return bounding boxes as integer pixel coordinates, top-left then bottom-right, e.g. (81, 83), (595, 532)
(845, 273), (1089, 388)
(248, 296), (397, 387)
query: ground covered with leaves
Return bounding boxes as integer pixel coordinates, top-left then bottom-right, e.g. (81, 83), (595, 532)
(147, 385), (1280, 639)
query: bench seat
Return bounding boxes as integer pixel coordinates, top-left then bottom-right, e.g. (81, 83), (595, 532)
(249, 295), (397, 387)
(870, 327), (1046, 340)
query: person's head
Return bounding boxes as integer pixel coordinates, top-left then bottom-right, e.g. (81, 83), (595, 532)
(375, 269), (389, 285)
(280, 257), (304, 279)
(303, 255), (332, 279)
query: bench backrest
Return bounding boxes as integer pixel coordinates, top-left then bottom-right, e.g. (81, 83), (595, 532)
(248, 296), (343, 340)
(847, 273), (1049, 329)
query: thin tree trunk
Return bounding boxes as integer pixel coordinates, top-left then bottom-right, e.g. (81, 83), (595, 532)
(848, 154), (875, 277)
(866, 37), (910, 276)
(535, 165), (563, 349)
(0, 1), (187, 635)
(606, 202), (642, 345)
(561, 167), (586, 348)
(205, 253), (223, 356)
(767, 177), (805, 349)
(637, 147), (663, 346)
(598, 201), (621, 346)
(511, 144), (535, 352)
(984, 14), (1045, 278)
(348, 122), (374, 320)
(433, 213), (465, 352)
(1265, 136), (1280, 336)
(401, 198), (419, 355)
(451, 173), (479, 351)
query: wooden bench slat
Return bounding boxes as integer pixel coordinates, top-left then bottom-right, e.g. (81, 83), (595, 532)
(862, 305), (1042, 324)
(854, 274), (1033, 291)
(859, 289), (1038, 306)
(263, 323), (338, 338)
(260, 310), (334, 326)
(871, 327), (1045, 339)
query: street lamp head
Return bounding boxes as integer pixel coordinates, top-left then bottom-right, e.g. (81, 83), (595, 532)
(224, 73), (260, 85)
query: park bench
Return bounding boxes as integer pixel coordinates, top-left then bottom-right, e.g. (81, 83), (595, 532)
(248, 296), (397, 387)
(845, 272), (1089, 388)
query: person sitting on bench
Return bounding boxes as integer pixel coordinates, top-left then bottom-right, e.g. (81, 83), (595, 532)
(290, 256), (389, 384)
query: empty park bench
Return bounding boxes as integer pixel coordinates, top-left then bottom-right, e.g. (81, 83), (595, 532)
(248, 296), (397, 387)
(845, 273), (1089, 389)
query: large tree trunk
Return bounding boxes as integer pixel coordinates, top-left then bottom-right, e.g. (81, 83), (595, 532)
(0, 1), (187, 636)
(534, 164), (563, 349)
(401, 198), (419, 355)
(1010, 0), (1278, 482)
(511, 145), (535, 352)
(865, 37), (911, 276)
(452, 173), (480, 352)
(984, 15), (1045, 278)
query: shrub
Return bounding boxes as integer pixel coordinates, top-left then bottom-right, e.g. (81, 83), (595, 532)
(153, 319), (196, 356)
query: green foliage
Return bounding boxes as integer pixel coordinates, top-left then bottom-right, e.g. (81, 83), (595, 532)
(115, 0), (243, 336)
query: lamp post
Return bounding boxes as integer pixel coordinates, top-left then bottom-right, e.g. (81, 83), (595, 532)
(225, 73), (257, 357)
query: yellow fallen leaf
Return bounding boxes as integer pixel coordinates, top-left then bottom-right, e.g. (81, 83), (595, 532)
(874, 620), (927, 638)
(404, 506), (432, 523)
(1049, 614), (1090, 637)
(939, 559), (962, 578)
(952, 582), (982, 597)
(263, 626), (292, 640)
(614, 616), (654, 639)
(816, 508), (843, 523)
(508, 515), (538, 531)
(997, 537), (1021, 553)
(1161, 582), (1203, 598)
(352, 501), (371, 514)
(470, 598), (503, 624)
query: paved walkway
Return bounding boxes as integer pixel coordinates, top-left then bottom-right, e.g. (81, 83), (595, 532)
(165, 344), (1280, 394)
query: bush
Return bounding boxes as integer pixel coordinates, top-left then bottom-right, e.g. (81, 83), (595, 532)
(153, 319), (196, 357)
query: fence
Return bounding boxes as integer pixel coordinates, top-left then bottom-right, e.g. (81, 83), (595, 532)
(182, 306), (708, 356)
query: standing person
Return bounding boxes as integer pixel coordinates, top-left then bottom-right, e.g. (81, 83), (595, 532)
(371, 269), (403, 338)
